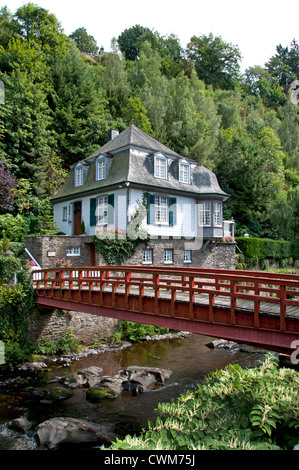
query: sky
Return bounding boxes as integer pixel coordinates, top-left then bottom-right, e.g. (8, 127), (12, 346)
(2, 0), (299, 71)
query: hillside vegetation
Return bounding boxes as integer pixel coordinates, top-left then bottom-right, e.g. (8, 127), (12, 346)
(0, 3), (298, 250)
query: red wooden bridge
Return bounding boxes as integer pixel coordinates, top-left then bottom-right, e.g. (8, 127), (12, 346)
(32, 266), (299, 356)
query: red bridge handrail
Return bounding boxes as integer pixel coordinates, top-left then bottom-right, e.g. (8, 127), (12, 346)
(32, 266), (299, 354)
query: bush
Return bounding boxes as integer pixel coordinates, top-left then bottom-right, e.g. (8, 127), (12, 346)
(33, 331), (80, 356)
(0, 214), (28, 242)
(235, 237), (293, 265)
(112, 321), (169, 343)
(107, 356), (299, 450)
(0, 255), (35, 365)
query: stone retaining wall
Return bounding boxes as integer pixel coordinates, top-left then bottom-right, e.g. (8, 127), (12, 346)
(120, 240), (236, 269)
(28, 308), (118, 345)
(26, 236), (236, 270)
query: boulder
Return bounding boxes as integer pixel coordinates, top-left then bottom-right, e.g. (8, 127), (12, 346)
(86, 365), (173, 400)
(63, 366), (103, 388)
(36, 417), (115, 449)
(8, 416), (32, 433)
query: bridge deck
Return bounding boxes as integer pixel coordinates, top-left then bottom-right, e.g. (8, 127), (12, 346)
(69, 283), (299, 319)
(32, 266), (299, 355)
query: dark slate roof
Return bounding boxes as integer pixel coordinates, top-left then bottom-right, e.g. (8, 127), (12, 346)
(85, 125), (181, 160)
(51, 125), (228, 202)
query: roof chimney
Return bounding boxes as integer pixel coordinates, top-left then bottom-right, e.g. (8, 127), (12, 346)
(108, 129), (119, 141)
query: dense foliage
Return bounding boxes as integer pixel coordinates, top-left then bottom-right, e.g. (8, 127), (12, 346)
(0, 254), (35, 364)
(112, 320), (169, 343)
(0, 3), (298, 245)
(106, 356), (299, 450)
(235, 237), (293, 267)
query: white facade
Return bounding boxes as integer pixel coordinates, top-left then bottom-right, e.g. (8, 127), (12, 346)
(53, 188), (198, 239)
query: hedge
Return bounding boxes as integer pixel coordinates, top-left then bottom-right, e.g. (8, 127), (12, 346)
(235, 237), (293, 262)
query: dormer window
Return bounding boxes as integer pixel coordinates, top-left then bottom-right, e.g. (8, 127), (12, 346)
(75, 164), (83, 187)
(179, 161), (191, 184)
(96, 156), (106, 181)
(154, 154), (167, 179)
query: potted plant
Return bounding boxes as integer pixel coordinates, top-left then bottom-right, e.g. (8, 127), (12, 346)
(80, 220), (86, 235)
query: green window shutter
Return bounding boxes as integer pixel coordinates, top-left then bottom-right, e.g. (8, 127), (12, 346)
(147, 193), (155, 224)
(90, 198), (97, 226)
(108, 194), (115, 224)
(169, 197), (177, 226)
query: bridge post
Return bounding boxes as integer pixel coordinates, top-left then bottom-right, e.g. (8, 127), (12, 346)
(254, 281), (260, 328)
(154, 273), (160, 315)
(230, 280), (236, 324)
(279, 285), (286, 331)
(189, 276), (195, 319)
(125, 271), (131, 310)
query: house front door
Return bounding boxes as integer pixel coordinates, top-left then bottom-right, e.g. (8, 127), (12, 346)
(73, 201), (82, 235)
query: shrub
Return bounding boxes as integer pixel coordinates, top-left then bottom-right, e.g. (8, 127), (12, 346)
(235, 237), (293, 265)
(112, 321), (169, 343)
(106, 355), (299, 450)
(0, 214), (28, 242)
(33, 331), (80, 356)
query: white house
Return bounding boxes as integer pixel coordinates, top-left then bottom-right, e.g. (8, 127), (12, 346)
(51, 124), (233, 266)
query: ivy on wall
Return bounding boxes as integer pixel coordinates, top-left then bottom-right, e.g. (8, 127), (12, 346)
(94, 228), (150, 265)
(94, 198), (150, 266)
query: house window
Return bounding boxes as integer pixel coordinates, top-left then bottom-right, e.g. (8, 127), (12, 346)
(155, 196), (168, 223)
(62, 206), (68, 221)
(154, 155), (167, 179)
(164, 249), (173, 264)
(96, 157), (106, 181)
(198, 202), (211, 226)
(66, 247), (80, 256)
(214, 202), (222, 226)
(183, 249), (191, 263)
(75, 165), (83, 187)
(179, 162), (190, 184)
(97, 196), (108, 225)
(142, 249), (153, 264)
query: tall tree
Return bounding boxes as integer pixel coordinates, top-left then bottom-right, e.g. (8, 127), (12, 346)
(245, 65), (286, 109)
(69, 27), (98, 55)
(186, 33), (242, 89)
(266, 39), (299, 92)
(117, 25), (154, 61)
(49, 46), (111, 165)
(12, 2), (70, 63)
(0, 38), (53, 185)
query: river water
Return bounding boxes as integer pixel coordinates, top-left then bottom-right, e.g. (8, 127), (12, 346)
(0, 333), (268, 450)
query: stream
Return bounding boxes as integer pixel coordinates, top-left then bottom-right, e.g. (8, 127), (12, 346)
(0, 333), (268, 450)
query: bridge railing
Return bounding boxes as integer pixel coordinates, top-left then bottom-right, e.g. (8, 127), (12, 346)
(32, 266), (299, 333)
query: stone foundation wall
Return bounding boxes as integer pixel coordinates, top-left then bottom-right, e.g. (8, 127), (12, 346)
(117, 239), (236, 270)
(26, 236), (236, 270)
(26, 236), (95, 269)
(28, 309), (118, 345)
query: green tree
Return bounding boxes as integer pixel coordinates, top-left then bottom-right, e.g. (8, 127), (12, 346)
(186, 33), (242, 89)
(117, 25), (155, 61)
(266, 39), (299, 92)
(245, 65), (286, 109)
(12, 2), (70, 63)
(100, 53), (131, 120)
(269, 187), (299, 257)
(69, 27), (98, 55)
(123, 97), (153, 134)
(0, 7), (16, 48)
(215, 126), (285, 229)
(49, 46), (111, 165)
(0, 63), (53, 184)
